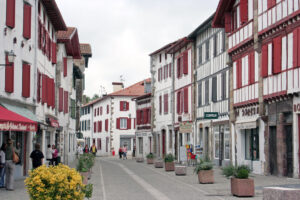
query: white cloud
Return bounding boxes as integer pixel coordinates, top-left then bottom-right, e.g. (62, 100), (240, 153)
(56, 0), (219, 97)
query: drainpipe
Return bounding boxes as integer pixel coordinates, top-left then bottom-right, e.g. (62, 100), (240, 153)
(34, 0), (38, 105)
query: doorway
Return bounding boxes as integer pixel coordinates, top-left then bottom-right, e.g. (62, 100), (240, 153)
(175, 131), (178, 160)
(219, 126), (224, 166)
(162, 130), (166, 158)
(285, 125), (293, 177)
(205, 127), (209, 159)
(157, 134), (160, 158)
(269, 126), (278, 175)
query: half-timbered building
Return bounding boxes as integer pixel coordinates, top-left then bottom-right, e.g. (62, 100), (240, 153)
(189, 15), (230, 166)
(213, 0), (300, 178)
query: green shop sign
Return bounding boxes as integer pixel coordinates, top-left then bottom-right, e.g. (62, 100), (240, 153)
(204, 112), (219, 119)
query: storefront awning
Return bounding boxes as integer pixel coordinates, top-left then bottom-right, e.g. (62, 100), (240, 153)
(235, 117), (259, 130)
(1, 103), (40, 123)
(0, 106), (37, 132)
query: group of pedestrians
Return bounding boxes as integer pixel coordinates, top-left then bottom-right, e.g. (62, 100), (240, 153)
(118, 145), (127, 160)
(77, 143), (98, 156)
(0, 138), (60, 191)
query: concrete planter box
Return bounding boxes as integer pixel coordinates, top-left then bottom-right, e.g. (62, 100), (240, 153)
(136, 157), (144, 163)
(165, 162), (175, 171)
(198, 170), (214, 184)
(155, 160), (164, 168)
(175, 166), (186, 176)
(231, 178), (254, 197)
(80, 172), (89, 185)
(147, 158), (154, 164)
(88, 169), (92, 180)
(263, 187), (300, 200)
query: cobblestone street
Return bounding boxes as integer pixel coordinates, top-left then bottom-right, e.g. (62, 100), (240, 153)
(2, 157), (300, 200)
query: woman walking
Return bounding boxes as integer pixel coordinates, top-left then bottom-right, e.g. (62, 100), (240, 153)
(0, 143), (6, 188)
(5, 139), (15, 191)
(118, 147), (123, 159)
(83, 144), (89, 154)
(52, 145), (58, 166)
(46, 144), (53, 166)
(122, 145), (127, 160)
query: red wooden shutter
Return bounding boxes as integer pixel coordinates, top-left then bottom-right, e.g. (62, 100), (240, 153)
(177, 92), (180, 114)
(63, 57), (67, 77)
(23, 3), (31, 39)
(94, 109), (96, 117)
(5, 55), (14, 93)
(297, 28), (300, 67)
(240, 0), (248, 24)
(184, 88), (188, 113)
(158, 68), (160, 82)
(164, 94), (167, 113)
(59, 88), (63, 112)
(166, 94), (169, 113)
(169, 63), (172, 77)
(159, 96), (162, 114)
(38, 21), (41, 49)
(273, 36), (282, 74)
(294, 28), (299, 68)
(6, 0), (15, 28)
(52, 42), (57, 64)
(94, 122), (96, 133)
(248, 52), (255, 84)
(261, 44), (269, 78)
(37, 71), (41, 102)
(117, 118), (120, 129)
(46, 76), (51, 107)
(42, 74), (46, 104)
(107, 105), (109, 114)
(127, 118), (131, 129)
(143, 109), (147, 124)
(97, 107), (99, 116)
(225, 12), (231, 33)
(183, 51), (188, 74)
(136, 110), (140, 125)
(105, 119), (108, 131)
(134, 118), (136, 128)
(52, 79), (55, 109)
(22, 63), (30, 98)
(236, 59), (242, 89)
(177, 58), (181, 78)
(100, 121), (102, 132)
(64, 91), (69, 113)
(120, 101), (123, 111)
(267, 0), (276, 9)
(126, 102), (129, 111)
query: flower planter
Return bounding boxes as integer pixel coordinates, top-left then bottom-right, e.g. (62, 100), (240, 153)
(80, 172), (89, 185)
(155, 160), (164, 168)
(198, 170), (214, 184)
(231, 178), (254, 197)
(165, 162), (175, 171)
(136, 157), (144, 163)
(147, 158), (154, 164)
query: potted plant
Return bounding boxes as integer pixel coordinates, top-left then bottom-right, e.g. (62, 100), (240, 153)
(194, 159), (214, 184)
(164, 154), (175, 171)
(222, 165), (254, 197)
(77, 154), (95, 183)
(146, 153), (154, 164)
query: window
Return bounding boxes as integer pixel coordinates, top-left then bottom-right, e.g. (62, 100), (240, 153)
(214, 127), (219, 159)
(107, 105), (109, 114)
(71, 99), (76, 119)
(159, 54), (161, 63)
(159, 96), (162, 115)
(205, 80), (209, 105)
(224, 126), (230, 160)
(199, 45), (203, 64)
(164, 94), (168, 114)
(198, 82), (202, 107)
(205, 40), (210, 61)
(169, 130), (172, 149)
(221, 72), (227, 100)
(120, 118), (127, 129)
(138, 137), (143, 154)
(120, 101), (128, 111)
(213, 34), (217, 57)
(244, 128), (259, 160)
(212, 76), (217, 102)
(177, 57), (181, 78)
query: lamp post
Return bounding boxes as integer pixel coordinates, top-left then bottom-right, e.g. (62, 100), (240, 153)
(0, 50), (16, 66)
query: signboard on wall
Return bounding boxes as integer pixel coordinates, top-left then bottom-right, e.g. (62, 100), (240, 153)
(204, 112), (219, 119)
(179, 122), (193, 133)
(179, 146), (187, 162)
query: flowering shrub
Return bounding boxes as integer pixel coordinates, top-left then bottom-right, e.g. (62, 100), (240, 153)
(25, 164), (90, 200)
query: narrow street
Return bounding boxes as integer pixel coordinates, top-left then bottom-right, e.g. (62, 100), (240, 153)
(88, 158), (300, 200)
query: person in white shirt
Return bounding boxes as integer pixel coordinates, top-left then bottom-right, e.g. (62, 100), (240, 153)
(0, 143), (7, 188)
(77, 144), (83, 158)
(46, 144), (53, 166)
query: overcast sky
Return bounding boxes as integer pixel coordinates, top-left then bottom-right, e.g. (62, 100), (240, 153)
(56, 0), (219, 97)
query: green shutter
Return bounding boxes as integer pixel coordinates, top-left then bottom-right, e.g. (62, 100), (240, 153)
(71, 99), (76, 119)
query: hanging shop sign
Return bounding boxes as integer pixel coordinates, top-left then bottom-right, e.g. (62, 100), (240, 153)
(179, 122), (193, 133)
(204, 112), (219, 119)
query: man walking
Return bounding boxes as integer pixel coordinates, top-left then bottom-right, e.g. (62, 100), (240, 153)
(5, 139), (15, 191)
(90, 143), (97, 156)
(30, 144), (44, 169)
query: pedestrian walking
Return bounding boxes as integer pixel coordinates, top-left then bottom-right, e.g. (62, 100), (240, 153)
(5, 139), (15, 191)
(52, 145), (58, 166)
(46, 144), (53, 166)
(77, 144), (83, 158)
(90, 143), (97, 156)
(122, 145), (127, 160)
(83, 144), (89, 154)
(30, 144), (44, 169)
(0, 143), (6, 188)
(118, 147), (123, 159)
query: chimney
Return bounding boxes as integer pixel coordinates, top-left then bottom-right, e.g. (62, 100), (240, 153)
(112, 82), (124, 92)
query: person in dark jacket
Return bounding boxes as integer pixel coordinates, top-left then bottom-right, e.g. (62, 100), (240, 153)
(30, 144), (44, 169)
(83, 145), (89, 154)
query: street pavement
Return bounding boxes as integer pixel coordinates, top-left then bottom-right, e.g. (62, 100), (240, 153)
(1, 157), (300, 200)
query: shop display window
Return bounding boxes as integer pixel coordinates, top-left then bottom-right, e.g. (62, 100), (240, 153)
(244, 128), (259, 160)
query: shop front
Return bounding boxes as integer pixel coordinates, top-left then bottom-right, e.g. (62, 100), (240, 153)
(0, 106), (37, 179)
(234, 105), (265, 175)
(213, 122), (230, 166)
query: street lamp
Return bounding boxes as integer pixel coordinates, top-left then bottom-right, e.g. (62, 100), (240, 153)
(0, 50), (16, 66)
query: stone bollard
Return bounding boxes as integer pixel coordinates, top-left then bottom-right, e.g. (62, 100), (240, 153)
(154, 160), (164, 168)
(175, 166), (187, 176)
(263, 187), (300, 200)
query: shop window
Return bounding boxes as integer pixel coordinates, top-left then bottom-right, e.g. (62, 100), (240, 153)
(138, 137), (143, 154)
(169, 130), (172, 149)
(224, 126), (230, 160)
(244, 128), (259, 160)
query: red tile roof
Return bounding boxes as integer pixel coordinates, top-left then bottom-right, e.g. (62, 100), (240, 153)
(166, 37), (193, 54)
(80, 44), (92, 56)
(149, 41), (177, 56)
(56, 27), (81, 59)
(56, 27), (76, 40)
(82, 78), (151, 107)
(212, 0), (235, 28)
